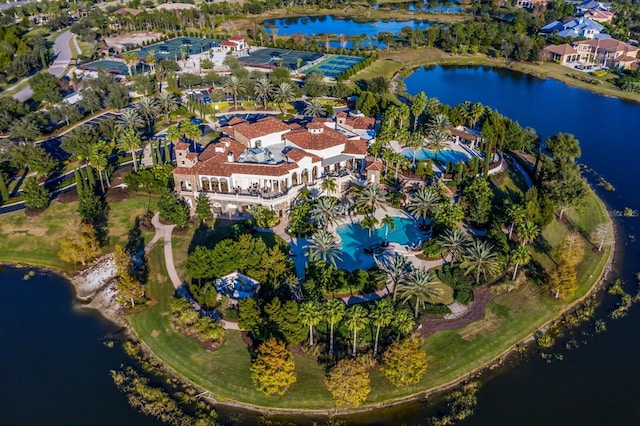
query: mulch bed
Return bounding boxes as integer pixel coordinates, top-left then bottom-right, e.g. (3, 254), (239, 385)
(240, 331), (254, 349)
(57, 188), (79, 203)
(105, 188), (130, 203)
(417, 287), (494, 339)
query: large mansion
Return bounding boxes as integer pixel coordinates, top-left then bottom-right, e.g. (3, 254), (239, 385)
(542, 38), (639, 70)
(172, 114), (375, 216)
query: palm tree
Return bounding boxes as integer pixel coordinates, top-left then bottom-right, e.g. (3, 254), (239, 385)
(299, 301), (322, 346)
(303, 100), (326, 117)
(157, 91), (180, 124)
(272, 82), (295, 113)
(356, 183), (387, 217)
(344, 304), (369, 357)
(461, 240), (500, 285)
(88, 140), (110, 193)
(321, 177), (337, 196)
(118, 129), (143, 172)
(224, 75), (245, 110)
(427, 128), (449, 163)
(438, 228), (469, 268)
(517, 220), (540, 246)
(117, 109), (145, 132)
(180, 119), (202, 143)
(135, 96), (159, 129)
(427, 113), (450, 133)
(166, 124), (183, 145)
(506, 203), (527, 240)
(310, 197), (342, 229)
(254, 77), (273, 109)
(324, 299), (346, 355)
(381, 215), (395, 241)
(122, 51), (140, 76)
(406, 185), (440, 224)
(360, 216), (378, 240)
(392, 309), (415, 339)
(407, 131), (424, 167)
(370, 298), (394, 357)
(308, 230), (342, 267)
(511, 245), (531, 281)
(382, 254), (409, 302)
(398, 268), (446, 318)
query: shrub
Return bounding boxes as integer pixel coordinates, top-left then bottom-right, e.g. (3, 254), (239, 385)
(455, 286), (473, 305)
(421, 239), (441, 259)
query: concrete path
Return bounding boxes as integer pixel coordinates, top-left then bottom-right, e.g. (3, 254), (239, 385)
(149, 213), (240, 330)
(12, 30), (80, 101)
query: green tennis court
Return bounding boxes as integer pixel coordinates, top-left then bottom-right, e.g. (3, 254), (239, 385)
(303, 55), (364, 78)
(238, 48), (323, 71)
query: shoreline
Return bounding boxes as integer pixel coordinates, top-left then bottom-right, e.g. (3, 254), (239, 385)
(0, 191), (616, 415)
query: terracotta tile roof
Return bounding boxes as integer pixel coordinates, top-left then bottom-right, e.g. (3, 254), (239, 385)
(285, 147), (322, 163)
(336, 112), (347, 118)
(343, 138), (367, 155)
(226, 117), (246, 126)
(231, 116), (291, 140)
(577, 38), (638, 55)
(311, 117), (333, 123)
(307, 122), (325, 129)
(228, 36), (245, 41)
(447, 126), (479, 141)
(114, 7), (141, 15)
(285, 128), (347, 150)
(617, 55), (638, 62)
(543, 44), (578, 55)
(345, 116), (375, 131)
(366, 160), (383, 171)
(186, 153), (198, 160)
(175, 142), (190, 151)
(584, 10), (614, 21)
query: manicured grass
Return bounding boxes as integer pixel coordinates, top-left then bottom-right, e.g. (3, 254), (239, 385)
(129, 188), (612, 410)
(0, 196), (149, 272)
(130, 246), (334, 409)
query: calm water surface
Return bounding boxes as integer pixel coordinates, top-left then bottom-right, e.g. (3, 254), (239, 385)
(264, 15), (432, 37)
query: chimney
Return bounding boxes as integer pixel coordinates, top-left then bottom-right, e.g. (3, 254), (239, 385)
(227, 152), (234, 162)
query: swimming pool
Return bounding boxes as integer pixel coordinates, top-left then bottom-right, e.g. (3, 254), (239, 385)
(335, 216), (423, 270)
(402, 148), (470, 163)
(290, 216), (424, 275)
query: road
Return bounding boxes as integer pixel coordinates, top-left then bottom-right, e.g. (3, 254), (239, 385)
(12, 30), (79, 102)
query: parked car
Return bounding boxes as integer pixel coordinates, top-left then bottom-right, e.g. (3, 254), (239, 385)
(190, 118), (202, 125)
(203, 97), (212, 104)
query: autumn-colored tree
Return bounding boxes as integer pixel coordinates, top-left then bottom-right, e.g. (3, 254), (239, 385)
(114, 244), (132, 276)
(324, 358), (371, 407)
(116, 272), (145, 308)
(549, 232), (585, 299)
(382, 335), (428, 388)
(57, 220), (100, 266)
(250, 338), (297, 395)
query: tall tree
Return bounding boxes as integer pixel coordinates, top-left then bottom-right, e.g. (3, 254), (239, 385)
(308, 230), (342, 267)
(510, 244), (531, 281)
(195, 193), (212, 224)
(21, 177), (49, 209)
(381, 214), (395, 241)
(461, 240), (500, 285)
(57, 219), (100, 266)
(370, 298), (394, 357)
(272, 81), (295, 113)
(549, 232), (584, 299)
(406, 185), (440, 224)
(323, 298), (346, 355)
(310, 196), (342, 229)
(299, 301), (322, 346)
(411, 91), (428, 133)
(382, 335), (428, 387)
(157, 91), (180, 124)
(517, 220), (540, 246)
(325, 358), (371, 408)
(591, 223), (612, 252)
(118, 129), (143, 172)
(250, 338), (297, 395)
(253, 77), (273, 109)
(356, 183), (387, 217)
(117, 109), (145, 131)
(382, 254), (409, 302)
(345, 304), (369, 357)
(398, 268), (452, 318)
(224, 75), (245, 110)
(438, 228), (469, 267)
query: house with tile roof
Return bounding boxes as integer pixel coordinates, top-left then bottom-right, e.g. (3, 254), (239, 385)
(583, 9), (614, 23)
(542, 38), (639, 69)
(172, 115), (371, 216)
(220, 36), (248, 53)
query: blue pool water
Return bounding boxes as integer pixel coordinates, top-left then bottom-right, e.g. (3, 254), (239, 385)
(335, 216), (423, 271)
(402, 147), (470, 163)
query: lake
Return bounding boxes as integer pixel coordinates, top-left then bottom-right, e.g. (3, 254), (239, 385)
(378, 0), (463, 13)
(263, 15), (432, 38)
(2, 65), (640, 425)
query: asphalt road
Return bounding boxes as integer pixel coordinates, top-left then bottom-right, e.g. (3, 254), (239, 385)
(12, 30), (78, 102)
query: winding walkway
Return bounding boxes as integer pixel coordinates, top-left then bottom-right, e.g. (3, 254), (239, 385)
(147, 213), (240, 330)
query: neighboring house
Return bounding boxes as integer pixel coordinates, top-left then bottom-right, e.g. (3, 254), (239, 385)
(113, 8), (141, 16)
(539, 17), (607, 39)
(172, 116), (369, 216)
(542, 38), (639, 69)
(568, 0), (612, 14)
(220, 36), (248, 53)
(516, 0), (548, 9)
(583, 9), (615, 23)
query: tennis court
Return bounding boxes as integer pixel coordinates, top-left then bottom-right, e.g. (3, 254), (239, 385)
(136, 37), (220, 62)
(79, 60), (131, 75)
(238, 48), (323, 71)
(303, 55), (364, 78)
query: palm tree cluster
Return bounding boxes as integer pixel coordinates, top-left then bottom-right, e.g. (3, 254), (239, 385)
(298, 297), (415, 359)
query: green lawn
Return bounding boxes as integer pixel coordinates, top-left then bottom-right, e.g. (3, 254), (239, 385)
(0, 196), (149, 272)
